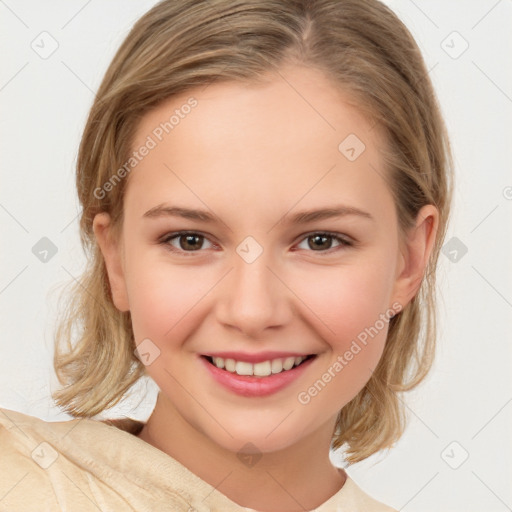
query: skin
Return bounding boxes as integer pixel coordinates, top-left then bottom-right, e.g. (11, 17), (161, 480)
(93, 63), (439, 511)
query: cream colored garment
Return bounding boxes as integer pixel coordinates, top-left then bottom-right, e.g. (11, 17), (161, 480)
(0, 407), (397, 511)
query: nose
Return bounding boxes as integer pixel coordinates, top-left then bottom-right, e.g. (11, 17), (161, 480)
(216, 249), (292, 339)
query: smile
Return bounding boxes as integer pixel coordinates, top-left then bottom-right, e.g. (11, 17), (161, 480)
(205, 355), (312, 377)
(200, 352), (317, 397)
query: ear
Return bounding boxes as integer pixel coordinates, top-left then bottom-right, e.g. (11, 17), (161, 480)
(390, 204), (439, 309)
(92, 212), (130, 312)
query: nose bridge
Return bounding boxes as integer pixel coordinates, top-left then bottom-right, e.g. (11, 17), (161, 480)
(217, 241), (289, 336)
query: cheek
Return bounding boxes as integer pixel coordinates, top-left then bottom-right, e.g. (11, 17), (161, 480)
(291, 259), (394, 347)
(293, 265), (393, 414)
(124, 255), (214, 344)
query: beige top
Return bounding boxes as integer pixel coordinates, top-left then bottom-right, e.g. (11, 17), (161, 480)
(0, 407), (398, 511)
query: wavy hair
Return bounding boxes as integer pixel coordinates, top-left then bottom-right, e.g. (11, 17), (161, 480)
(52, 0), (453, 464)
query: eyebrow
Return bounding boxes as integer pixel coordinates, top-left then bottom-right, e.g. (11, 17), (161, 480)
(142, 204), (374, 224)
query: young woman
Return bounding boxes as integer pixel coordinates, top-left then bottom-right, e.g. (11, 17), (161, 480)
(0, 1), (452, 510)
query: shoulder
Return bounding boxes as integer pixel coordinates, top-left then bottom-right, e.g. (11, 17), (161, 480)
(0, 407), (44, 471)
(0, 406), (140, 510)
(0, 406), (88, 451)
(0, 407), (192, 511)
(0, 407), (62, 508)
(0, 406), (66, 468)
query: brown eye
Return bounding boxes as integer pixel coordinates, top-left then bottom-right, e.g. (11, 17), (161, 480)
(308, 234), (333, 251)
(177, 234), (204, 251)
(296, 232), (353, 254)
(160, 232), (214, 254)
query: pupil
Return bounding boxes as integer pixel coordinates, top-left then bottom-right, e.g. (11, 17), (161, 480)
(181, 234), (202, 250)
(309, 234), (330, 250)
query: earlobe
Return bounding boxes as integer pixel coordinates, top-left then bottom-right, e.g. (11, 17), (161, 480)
(92, 212), (130, 312)
(391, 204), (439, 309)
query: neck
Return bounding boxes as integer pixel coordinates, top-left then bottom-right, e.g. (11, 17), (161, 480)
(137, 392), (346, 511)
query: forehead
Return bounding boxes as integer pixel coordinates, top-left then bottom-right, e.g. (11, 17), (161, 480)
(124, 65), (394, 225)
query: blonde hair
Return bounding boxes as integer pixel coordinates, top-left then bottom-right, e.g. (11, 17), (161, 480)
(52, 0), (453, 464)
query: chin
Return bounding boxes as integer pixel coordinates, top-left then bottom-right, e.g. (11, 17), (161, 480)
(193, 412), (316, 456)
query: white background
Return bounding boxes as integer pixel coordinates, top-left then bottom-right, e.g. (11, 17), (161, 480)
(1, 1), (511, 510)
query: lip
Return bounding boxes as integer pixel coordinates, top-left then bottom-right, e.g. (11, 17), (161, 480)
(202, 351), (311, 364)
(200, 354), (316, 397)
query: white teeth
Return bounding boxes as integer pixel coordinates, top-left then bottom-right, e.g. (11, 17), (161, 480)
(235, 361), (253, 376)
(224, 358), (236, 372)
(271, 359), (283, 374)
(209, 355), (308, 377)
(253, 360), (272, 377)
(282, 357), (295, 370)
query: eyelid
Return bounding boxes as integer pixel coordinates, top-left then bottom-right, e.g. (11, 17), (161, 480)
(158, 230), (355, 256)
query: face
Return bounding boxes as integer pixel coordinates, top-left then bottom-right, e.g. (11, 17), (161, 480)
(94, 64), (437, 455)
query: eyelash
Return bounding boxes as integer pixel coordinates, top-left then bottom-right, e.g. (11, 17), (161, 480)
(158, 231), (354, 257)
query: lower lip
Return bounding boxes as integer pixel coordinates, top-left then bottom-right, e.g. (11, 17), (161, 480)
(200, 356), (315, 397)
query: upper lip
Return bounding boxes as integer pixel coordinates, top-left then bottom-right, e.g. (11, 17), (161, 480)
(201, 351), (314, 363)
